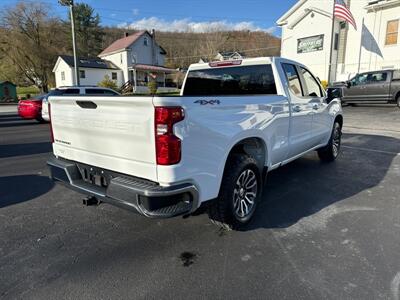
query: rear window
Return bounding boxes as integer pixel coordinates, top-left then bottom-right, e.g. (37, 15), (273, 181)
(62, 89), (80, 95)
(183, 65), (277, 96)
(393, 70), (400, 81)
(85, 88), (118, 95)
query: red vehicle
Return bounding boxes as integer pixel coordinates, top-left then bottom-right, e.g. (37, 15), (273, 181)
(18, 94), (46, 122)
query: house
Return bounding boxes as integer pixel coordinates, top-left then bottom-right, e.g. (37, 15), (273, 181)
(53, 30), (177, 93)
(198, 52), (246, 63)
(277, 0), (400, 82)
(214, 51), (246, 61)
(0, 81), (17, 102)
(53, 55), (123, 87)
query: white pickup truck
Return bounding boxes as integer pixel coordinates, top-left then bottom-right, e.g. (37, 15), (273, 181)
(47, 57), (343, 229)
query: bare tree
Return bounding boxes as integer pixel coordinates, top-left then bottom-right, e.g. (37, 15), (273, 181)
(0, 2), (66, 91)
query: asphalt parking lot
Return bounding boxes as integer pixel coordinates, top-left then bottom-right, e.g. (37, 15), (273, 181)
(1, 104), (399, 299)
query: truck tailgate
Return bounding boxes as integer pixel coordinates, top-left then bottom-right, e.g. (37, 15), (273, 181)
(49, 96), (157, 181)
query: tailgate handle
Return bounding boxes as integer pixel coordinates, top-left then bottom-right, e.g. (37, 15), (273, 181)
(76, 101), (97, 109)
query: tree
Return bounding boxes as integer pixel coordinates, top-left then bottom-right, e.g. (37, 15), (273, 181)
(68, 3), (104, 58)
(0, 2), (66, 91)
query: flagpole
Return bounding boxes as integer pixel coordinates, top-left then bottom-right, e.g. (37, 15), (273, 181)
(327, 0), (336, 84)
(357, 17), (365, 74)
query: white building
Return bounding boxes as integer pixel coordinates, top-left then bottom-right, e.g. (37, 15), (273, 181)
(277, 0), (400, 82)
(53, 30), (177, 93)
(53, 55), (123, 88)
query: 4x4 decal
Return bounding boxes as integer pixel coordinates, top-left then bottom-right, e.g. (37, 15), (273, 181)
(194, 99), (221, 105)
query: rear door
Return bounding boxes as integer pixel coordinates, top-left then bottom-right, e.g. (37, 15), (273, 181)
(363, 71), (390, 101)
(49, 96), (158, 181)
(281, 63), (314, 157)
(298, 66), (331, 146)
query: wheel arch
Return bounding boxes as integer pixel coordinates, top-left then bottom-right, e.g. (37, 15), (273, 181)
(223, 137), (268, 177)
(334, 114), (343, 128)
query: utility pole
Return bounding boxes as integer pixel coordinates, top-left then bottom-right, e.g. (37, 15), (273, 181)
(59, 0), (79, 86)
(327, 0), (336, 84)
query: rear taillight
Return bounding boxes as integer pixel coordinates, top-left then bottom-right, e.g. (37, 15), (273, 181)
(48, 103), (54, 143)
(155, 107), (184, 165)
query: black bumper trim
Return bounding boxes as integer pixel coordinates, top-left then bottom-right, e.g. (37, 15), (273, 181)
(47, 156), (199, 218)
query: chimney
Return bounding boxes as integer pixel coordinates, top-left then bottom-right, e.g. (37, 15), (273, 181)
(124, 32), (129, 38)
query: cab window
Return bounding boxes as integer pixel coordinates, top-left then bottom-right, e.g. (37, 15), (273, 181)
(282, 63), (303, 97)
(299, 67), (323, 97)
(350, 74), (368, 86)
(367, 72), (387, 83)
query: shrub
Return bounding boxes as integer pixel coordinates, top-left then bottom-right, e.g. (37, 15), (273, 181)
(98, 75), (118, 91)
(147, 81), (157, 95)
(320, 80), (328, 90)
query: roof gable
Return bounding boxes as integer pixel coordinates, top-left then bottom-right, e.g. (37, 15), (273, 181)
(98, 31), (148, 56)
(277, 0), (308, 25)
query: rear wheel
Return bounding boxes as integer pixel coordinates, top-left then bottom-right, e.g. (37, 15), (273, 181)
(207, 154), (261, 230)
(396, 95), (400, 109)
(317, 121), (342, 162)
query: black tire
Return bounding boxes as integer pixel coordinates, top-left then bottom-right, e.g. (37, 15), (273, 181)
(318, 121), (342, 162)
(207, 153), (261, 230)
(396, 95), (400, 109)
(36, 116), (47, 123)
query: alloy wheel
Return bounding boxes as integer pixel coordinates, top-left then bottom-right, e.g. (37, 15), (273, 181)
(332, 125), (342, 157)
(233, 169), (258, 219)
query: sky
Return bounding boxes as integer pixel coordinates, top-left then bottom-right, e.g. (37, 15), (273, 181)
(1, 0), (298, 36)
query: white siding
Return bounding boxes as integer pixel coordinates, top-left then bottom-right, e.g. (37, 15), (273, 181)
(278, 0), (400, 82)
(101, 51), (129, 84)
(54, 59), (74, 87)
(128, 33), (165, 67)
(78, 68), (123, 87)
(280, 0), (340, 81)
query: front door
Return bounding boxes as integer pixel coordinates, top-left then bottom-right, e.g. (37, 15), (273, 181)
(343, 73), (369, 102)
(282, 63), (314, 158)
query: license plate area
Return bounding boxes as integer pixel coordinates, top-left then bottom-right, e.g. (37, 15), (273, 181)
(77, 163), (112, 187)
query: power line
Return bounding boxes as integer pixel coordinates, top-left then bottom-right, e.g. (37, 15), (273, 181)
(166, 46), (281, 60)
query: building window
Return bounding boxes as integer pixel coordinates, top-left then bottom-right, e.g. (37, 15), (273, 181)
(79, 70), (86, 79)
(61, 71), (65, 81)
(144, 37), (148, 46)
(112, 72), (117, 80)
(385, 20), (398, 45)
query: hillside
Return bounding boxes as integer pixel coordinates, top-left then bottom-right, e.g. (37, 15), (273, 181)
(102, 28), (281, 68)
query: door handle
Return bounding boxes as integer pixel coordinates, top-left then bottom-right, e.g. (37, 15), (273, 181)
(292, 105), (302, 112)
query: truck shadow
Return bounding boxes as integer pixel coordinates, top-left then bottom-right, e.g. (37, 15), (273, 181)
(0, 175), (54, 208)
(0, 142), (52, 159)
(239, 133), (400, 231)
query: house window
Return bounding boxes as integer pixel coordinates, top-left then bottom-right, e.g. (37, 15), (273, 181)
(79, 70), (86, 79)
(61, 71), (65, 81)
(385, 20), (399, 45)
(112, 72), (117, 80)
(144, 37), (149, 46)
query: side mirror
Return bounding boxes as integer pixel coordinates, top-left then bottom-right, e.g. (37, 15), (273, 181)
(346, 81), (351, 88)
(326, 88), (341, 103)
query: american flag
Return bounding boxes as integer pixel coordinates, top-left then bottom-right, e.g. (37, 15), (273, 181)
(334, 0), (357, 30)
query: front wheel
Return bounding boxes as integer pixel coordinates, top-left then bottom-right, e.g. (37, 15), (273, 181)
(317, 121), (342, 162)
(396, 95), (400, 109)
(207, 154), (261, 230)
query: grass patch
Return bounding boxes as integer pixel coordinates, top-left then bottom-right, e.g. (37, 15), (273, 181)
(17, 86), (40, 98)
